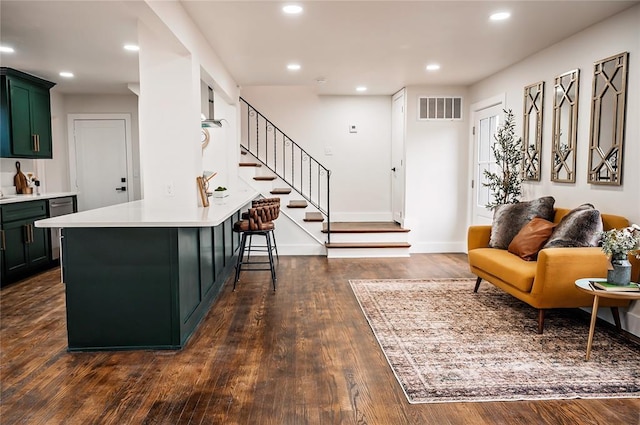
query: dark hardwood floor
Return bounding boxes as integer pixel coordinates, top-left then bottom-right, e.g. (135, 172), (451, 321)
(1, 254), (639, 424)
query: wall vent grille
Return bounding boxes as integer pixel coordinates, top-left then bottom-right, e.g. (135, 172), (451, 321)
(418, 96), (463, 120)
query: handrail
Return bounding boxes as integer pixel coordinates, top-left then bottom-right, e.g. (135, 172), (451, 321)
(239, 97), (331, 242)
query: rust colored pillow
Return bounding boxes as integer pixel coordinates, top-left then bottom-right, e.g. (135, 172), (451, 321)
(508, 217), (557, 261)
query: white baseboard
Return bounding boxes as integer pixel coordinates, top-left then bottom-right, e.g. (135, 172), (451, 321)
(580, 305), (640, 338)
(624, 308), (640, 337)
(271, 243), (326, 256)
(409, 241), (466, 253)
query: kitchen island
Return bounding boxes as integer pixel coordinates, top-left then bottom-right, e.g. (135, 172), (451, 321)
(35, 183), (258, 351)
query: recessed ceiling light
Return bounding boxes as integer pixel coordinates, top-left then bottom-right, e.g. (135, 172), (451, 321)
(426, 64), (441, 71)
(356, 86), (367, 92)
(124, 44), (140, 52)
(59, 71), (74, 78)
(0, 45), (15, 53)
(283, 5), (303, 15)
(490, 11), (511, 21)
(287, 63), (301, 71)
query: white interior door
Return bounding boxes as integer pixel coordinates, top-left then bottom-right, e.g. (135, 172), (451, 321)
(71, 117), (132, 211)
(391, 89), (406, 224)
(472, 104), (503, 224)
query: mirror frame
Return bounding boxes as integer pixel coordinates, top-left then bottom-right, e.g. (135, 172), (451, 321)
(522, 81), (544, 181)
(588, 52), (628, 185)
(551, 69), (580, 183)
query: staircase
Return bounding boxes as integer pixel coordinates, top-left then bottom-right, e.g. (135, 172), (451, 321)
(239, 97), (411, 257)
(323, 222), (411, 258)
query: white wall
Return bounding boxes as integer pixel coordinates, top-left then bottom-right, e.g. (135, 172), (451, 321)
(201, 86), (238, 191)
(404, 85), (469, 252)
(468, 5), (639, 225)
(240, 86), (392, 221)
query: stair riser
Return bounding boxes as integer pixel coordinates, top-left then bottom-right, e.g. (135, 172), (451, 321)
(326, 247), (410, 259)
(325, 232), (409, 244)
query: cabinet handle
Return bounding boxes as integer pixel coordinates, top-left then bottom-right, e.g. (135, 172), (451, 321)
(36, 134), (40, 152)
(0, 230), (5, 251)
(24, 224), (30, 243)
(32, 134), (38, 152)
(30, 224), (35, 244)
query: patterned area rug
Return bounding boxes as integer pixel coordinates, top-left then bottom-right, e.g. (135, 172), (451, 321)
(349, 278), (640, 403)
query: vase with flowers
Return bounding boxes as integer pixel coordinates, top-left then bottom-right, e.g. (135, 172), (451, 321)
(600, 224), (640, 285)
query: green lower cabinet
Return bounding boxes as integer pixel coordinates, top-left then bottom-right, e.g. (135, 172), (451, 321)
(62, 222), (237, 351)
(1, 215), (49, 284)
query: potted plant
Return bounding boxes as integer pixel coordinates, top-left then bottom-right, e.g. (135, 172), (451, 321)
(600, 224), (640, 285)
(483, 109), (523, 210)
(212, 186), (228, 198)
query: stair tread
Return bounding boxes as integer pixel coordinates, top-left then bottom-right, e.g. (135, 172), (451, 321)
(239, 162), (262, 167)
(271, 188), (292, 194)
(254, 176), (277, 181)
(287, 200), (308, 208)
(325, 242), (411, 248)
(322, 221), (410, 233)
(304, 212), (324, 222)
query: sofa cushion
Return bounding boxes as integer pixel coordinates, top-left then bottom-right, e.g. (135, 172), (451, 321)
(489, 196), (556, 249)
(508, 217), (556, 261)
(543, 203), (603, 248)
(468, 248), (537, 292)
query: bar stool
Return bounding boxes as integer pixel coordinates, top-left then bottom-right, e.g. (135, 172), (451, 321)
(233, 203), (279, 291)
(242, 197), (280, 260)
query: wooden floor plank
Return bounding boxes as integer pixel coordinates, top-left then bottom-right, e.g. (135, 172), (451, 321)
(1, 255), (638, 424)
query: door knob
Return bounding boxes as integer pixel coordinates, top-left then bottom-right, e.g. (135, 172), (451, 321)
(391, 167), (396, 172)
(116, 186), (127, 192)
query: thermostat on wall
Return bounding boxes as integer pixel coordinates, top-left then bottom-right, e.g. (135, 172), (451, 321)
(349, 124), (357, 133)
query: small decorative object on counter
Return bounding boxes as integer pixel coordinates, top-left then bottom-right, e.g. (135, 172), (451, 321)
(213, 186), (228, 198)
(13, 161), (29, 194)
(600, 224), (640, 285)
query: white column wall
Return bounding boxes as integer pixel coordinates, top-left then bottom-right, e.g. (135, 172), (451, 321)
(404, 86), (470, 253)
(138, 21), (201, 207)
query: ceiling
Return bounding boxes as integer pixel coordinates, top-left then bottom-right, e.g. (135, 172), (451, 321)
(1, 1), (637, 96)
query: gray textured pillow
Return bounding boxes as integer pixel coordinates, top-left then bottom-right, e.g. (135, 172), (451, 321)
(543, 203), (603, 248)
(489, 196), (556, 249)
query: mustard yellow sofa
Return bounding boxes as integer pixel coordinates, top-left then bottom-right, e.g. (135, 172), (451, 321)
(468, 208), (635, 333)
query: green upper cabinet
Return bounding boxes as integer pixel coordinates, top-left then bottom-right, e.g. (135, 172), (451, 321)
(0, 68), (56, 159)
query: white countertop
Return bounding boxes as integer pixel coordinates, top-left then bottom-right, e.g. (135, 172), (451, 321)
(0, 192), (77, 205)
(34, 186), (258, 228)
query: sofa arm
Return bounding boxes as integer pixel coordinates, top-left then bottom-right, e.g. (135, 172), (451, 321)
(468, 225), (492, 251)
(531, 247), (609, 302)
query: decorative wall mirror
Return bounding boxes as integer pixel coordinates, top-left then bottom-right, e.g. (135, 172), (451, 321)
(588, 52), (628, 185)
(522, 81), (544, 181)
(551, 69), (579, 183)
